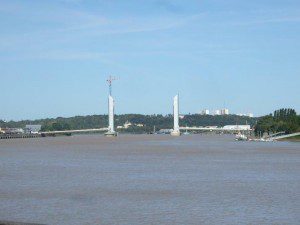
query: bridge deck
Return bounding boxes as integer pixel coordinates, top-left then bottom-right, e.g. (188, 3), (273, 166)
(180, 127), (252, 131)
(41, 128), (108, 135)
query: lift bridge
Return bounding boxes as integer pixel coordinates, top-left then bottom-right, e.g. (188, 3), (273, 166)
(12, 79), (251, 138)
(40, 93), (251, 136)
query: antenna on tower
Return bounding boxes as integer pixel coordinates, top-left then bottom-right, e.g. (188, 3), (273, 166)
(106, 75), (118, 96)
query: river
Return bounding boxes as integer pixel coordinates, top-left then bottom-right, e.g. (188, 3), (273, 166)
(0, 134), (299, 224)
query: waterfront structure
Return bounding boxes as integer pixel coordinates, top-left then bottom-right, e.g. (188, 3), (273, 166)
(223, 125), (250, 130)
(0, 128), (24, 134)
(158, 129), (172, 134)
(179, 125), (252, 132)
(25, 125), (41, 134)
(105, 95), (117, 136)
(171, 95), (181, 136)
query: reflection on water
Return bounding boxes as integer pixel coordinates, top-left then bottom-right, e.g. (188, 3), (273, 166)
(1, 134), (300, 225)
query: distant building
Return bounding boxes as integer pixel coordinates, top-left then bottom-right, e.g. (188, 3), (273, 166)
(124, 121), (132, 129)
(2, 128), (24, 134)
(220, 109), (229, 115)
(200, 109), (210, 115)
(247, 113), (254, 118)
(25, 125), (41, 134)
(237, 113), (254, 118)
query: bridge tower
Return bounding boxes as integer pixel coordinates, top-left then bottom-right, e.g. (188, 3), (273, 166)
(171, 94), (181, 136)
(105, 76), (117, 137)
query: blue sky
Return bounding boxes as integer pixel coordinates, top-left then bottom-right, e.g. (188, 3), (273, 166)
(1, 0), (300, 120)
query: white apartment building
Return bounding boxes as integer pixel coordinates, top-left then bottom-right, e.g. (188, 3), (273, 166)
(220, 109), (229, 115)
(200, 109), (210, 115)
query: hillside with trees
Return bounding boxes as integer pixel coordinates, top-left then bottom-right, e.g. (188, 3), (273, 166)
(0, 114), (257, 133)
(255, 108), (300, 135)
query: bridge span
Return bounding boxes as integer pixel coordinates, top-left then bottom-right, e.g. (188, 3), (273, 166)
(179, 127), (252, 132)
(41, 126), (251, 136)
(41, 128), (108, 135)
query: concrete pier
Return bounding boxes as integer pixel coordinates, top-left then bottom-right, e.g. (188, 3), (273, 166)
(0, 134), (42, 139)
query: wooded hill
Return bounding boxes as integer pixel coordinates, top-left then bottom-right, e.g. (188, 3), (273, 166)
(255, 108), (300, 135)
(1, 114), (257, 133)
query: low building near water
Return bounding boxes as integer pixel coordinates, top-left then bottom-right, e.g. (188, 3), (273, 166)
(223, 125), (251, 130)
(25, 125), (42, 134)
(1, 128), (24, 134)
(124, 121), (132, 129)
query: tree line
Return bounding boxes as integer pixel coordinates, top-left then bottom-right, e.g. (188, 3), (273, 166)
(0, 114), (257, 133)
(255, 108), (300, 135)
(3, 110), (298, 135)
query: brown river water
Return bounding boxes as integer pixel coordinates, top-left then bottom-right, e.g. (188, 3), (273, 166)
(0, 134), (300, 225)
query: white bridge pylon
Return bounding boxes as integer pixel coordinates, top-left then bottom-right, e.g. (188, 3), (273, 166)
(105, 76), (118, 137)
(171, 94), (181, 136)
(105, 95), (117, 136)
(108, 95), (115, 133)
